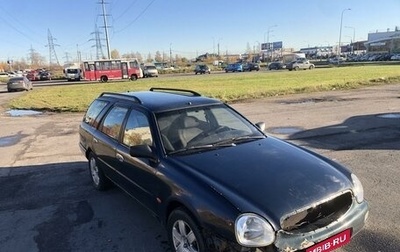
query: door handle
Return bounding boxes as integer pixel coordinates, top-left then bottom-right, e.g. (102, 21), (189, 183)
(116, 153), (124, 163)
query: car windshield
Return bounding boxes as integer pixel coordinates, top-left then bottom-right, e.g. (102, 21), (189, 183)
(156, 104), (265, 154)
(67, 69), (79, 73)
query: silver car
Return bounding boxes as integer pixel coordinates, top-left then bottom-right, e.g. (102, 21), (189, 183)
(7, 76), (33, 92)
(287, 59), (315, 71)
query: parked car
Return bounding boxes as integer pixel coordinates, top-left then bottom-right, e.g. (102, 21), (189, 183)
(142, 65), (159, 77)
(39, 71), (51, 80)
(7, 76), (33, 92)
(268, 62), (286, 70)
(286, 59), (315, 71)
(79, 87), (368, 252)
(194, 64), (211, 74)
(26, 70), (41, 81)
(225, 63), (243, 72)
(242, 62), (260, 71)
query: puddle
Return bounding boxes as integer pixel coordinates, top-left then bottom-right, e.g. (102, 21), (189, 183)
(268, 126), (303, 135)
(6, 109), (43, 117)
(0, 135), (21, 147)
(376, 113), (400, 119)
(281, 97), (357, 105)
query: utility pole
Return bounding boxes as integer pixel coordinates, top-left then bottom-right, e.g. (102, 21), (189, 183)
(64, 52), (71, 64)
(99, 0), (111, 59)
(76, 44), (81, 64)
(45, 29), (60, 69)
(91, 25), (105, 59)
(169, 43), (172, 65)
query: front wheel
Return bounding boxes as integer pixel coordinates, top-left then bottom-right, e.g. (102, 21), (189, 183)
(309, 65), (315, 70)
(167, 208), (205, 252)
(130, 75), (138, 81)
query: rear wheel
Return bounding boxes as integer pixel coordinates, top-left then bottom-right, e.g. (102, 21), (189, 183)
(309, 65), (314, 70)
(130, 75), (138, 81)
(88, 152), (109, 190)
(100, 76), (108, 82)
(167, 208), (205, 252)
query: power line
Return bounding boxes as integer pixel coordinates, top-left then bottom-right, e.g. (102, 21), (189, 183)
(114, 0), (157, 33)
(113, 0), (138, 21)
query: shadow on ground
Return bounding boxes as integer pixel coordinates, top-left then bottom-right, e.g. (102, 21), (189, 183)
(286, 112), (400, 150)
(0, 162), (170, 252)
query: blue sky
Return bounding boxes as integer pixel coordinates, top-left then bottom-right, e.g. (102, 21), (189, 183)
(1, 0), (399, 64)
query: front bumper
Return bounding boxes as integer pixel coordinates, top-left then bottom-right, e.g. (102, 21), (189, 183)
(274, 200), (369, 251)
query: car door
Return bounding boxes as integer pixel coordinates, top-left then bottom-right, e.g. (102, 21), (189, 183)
(114, 108), (160, 212)
(94, 104), (129, 182)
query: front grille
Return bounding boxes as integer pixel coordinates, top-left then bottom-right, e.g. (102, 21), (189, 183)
(281, 191), (353, 232)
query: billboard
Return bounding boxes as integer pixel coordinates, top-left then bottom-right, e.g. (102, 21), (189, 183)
(261, 43), (271, 50)
(261, 41), (283, 50)
(273, 41), (283, 49)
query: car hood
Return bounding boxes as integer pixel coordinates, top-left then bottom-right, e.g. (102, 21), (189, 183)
(172, 137), (352, 229)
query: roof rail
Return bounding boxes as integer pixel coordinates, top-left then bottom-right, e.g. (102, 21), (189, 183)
(100, 92), (142, 104)
(150, 87), (201, 97)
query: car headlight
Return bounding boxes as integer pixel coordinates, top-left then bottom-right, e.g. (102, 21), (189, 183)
(351, 174), (364, 203)
(235, 213), (275, 247)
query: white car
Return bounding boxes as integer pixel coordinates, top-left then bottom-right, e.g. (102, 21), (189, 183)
(143, 65), (159, 77)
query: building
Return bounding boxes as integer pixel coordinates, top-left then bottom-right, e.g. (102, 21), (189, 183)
(364, 27), (400, 54)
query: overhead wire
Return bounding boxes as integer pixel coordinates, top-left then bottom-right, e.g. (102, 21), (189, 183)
(114, 0), (157, 33)
(0, 5), (44, 47)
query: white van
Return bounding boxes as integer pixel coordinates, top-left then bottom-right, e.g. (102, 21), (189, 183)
(64, 67), (82, 81)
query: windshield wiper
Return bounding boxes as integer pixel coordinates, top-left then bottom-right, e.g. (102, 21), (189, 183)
(169, 142), (235, 155)
(213, 135), (265, 146)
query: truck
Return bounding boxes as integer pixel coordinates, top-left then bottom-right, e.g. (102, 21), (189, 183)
(282, 53), (306, 64)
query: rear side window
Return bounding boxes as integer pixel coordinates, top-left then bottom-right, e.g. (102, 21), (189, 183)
(100, 106), (129, 140)
(83, 100), (109, 127)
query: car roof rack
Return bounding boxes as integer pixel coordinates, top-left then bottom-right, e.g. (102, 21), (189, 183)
(100, 92), (142, 104)
(150, 87), (201, 97)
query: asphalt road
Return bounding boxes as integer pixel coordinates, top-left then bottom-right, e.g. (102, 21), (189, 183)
(0, 83), (399, 252)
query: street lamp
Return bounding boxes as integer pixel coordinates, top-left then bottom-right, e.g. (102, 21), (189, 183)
(345, 26), (355, 53)
(264, 25), (277, 43)
(338, 8), (351, 56)
(217, 38), (222, 57)
(264, 25), (277, 62)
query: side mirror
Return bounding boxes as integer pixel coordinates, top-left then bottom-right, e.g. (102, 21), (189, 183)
(255, 122), (266, 132)
(129, 145), (159, 164)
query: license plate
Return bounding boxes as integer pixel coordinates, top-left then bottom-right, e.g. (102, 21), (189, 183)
(306, 229), (352, 252)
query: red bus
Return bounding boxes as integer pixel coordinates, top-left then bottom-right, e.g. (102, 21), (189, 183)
(82, 59), (142, 82)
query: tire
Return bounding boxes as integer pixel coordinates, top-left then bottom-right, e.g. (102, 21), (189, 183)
(309, 65), (315, 70)
(100, 76), (108, 82)
(130, 75), (138, 81)
(88, 152), (109, 190)
(167, 208), (205, 252)
(294, 66), (299, 71)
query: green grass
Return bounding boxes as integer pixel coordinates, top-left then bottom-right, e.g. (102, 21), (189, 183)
(7, 65), (400, 112)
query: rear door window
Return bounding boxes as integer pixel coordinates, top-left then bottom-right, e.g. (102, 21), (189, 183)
(100, 106), (129, 140)
(83, 100), (109, 127)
